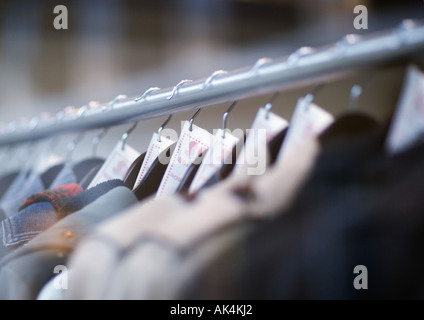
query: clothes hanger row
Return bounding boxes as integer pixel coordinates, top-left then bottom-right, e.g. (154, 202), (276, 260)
(0, 74), (377, 200)
(1, 58), (422, 210)
(0, 19), (422, 147)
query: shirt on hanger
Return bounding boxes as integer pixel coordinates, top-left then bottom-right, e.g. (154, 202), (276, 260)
(0, 181), (136, 300)
(63, 137), (319, 299)
(0, 183), (83, 261)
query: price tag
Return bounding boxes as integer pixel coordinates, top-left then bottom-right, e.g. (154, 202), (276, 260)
(156, 121), (212, 199)
(386, 65), (424, 154)
(278, 97), (334, 163)
(189, 128), (239, 193)
(133, 132), (175, 190)
(233, 107), (289, 177)
(88, 140), (140, 188)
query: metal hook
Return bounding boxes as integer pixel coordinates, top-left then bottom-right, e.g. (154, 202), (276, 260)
(66, 132), (85, 161)
(28, 116), (40, 130)
(395, 19), (417, 45)
(157, 115), (173, 143)
(105, 94), (127, 111)
(287, 47), (315, 65)
(189, 108), (202, 132)
(92, 128), (109, 157)
(121, 122), (138, 151)
(337, 34), (362, 47)
(203, 70), (227, 89)
(302, 84), (325, 111)
(302, 93), (315, 112)
(349, 84), (363, 111)
(264, 92), (280, 120)
(222, 101), (237, 139)
(336, 34), (362, 55)
(251, 57), (272, 76)
(134, 87), (161, 102)
(77, 100), (99, 120)
(167, 79), (192, 100)
(77, 105), (88, 119)
(36, 112), (55, 128)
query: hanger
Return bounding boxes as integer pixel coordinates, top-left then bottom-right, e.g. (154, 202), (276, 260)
(174, 108), (204, 193)
(193, 101), (246, 192)
(122, 87), (166, 190)
(319, 81), (380, 145)
(24, 115), (67, 189)
(132, 124), (177, 201)
(122, 121), (147, 188)
(133, 82), (191, 201)
(133, 113), (176, 201)
(79, 128), (109, 189)
(133, 142), (177, 201)
(261, 92), (291, 166)
(176, 152), (205, 195)
(48, 103), (108, 189)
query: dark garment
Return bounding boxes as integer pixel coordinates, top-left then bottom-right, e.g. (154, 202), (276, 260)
(58, 179), (127, 219)
(49, 158), (105, 189)
(182, 126), (424, 299)
(19, 183), (83, 212)
(0, 183), (83, 260)
(0, 185), (136, 300)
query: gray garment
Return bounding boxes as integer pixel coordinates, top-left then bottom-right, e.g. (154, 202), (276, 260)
(65, 139), (319, 300)
(0, 186), (137, 300)
(37, 272), (67, 300)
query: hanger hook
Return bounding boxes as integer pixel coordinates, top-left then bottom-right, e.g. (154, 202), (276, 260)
(66, 132), (85, 162)
(106, 94), (127, 111)
(302, 93), (315, 112)
(189, 108), (202, 132)
(349, 84), (363, 111)
(264, 92), (280, 120)
(335, 34), (362, 56)
(28, 116), (40, 130)
(302, 84), (324, 112)
(287, 47), (315, 66)
(157, 114), (173, 143)
(222, 101), (238, 139)
(395, 19), (417, 46)
(167, 79), (192, 101)
(203, 70), (227, 89)
(92, 128), (109, 157)
(121, 122), (138, 151)
(250, 57), (272, 77)
(77, 105), (89, 119)
(134, 87), (161, 102)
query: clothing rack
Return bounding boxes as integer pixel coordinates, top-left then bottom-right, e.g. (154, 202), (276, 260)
(0, 19), (424, 147)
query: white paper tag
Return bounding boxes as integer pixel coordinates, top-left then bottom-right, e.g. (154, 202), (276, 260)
(233, 107), (289, 177)
(133, 132), (175, 190)
(88, 140), (140, 188)
(156, 121), (212, 199)
(386, 65), (424, 155)
(278, 98), (334, 163)
(189, 128), (239, 193)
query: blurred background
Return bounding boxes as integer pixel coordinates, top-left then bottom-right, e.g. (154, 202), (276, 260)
(0, 0), (423, 160)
